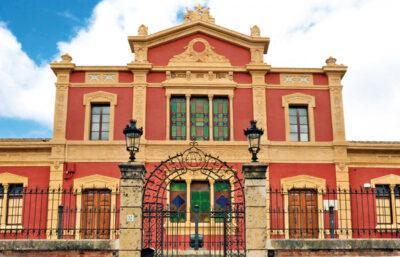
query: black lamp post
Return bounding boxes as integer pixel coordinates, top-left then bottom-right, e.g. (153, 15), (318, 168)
(123, 119), (143, 162)
(244, 120), (264, 162)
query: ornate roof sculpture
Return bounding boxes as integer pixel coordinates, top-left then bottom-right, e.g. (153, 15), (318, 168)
(183, 5), (215, 24)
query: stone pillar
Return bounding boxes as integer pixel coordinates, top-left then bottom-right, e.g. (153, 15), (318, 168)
(243, 162), (268, 257)
(119, 162), (146, 257)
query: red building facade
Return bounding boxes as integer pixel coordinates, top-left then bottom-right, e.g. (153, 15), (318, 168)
(0, 6), (399, 245)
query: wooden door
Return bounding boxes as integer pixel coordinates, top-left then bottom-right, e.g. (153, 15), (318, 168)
(81, 189), (111, 239)
(288, 189), (318, 238)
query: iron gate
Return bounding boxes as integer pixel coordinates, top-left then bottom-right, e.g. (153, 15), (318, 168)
(142, 141), (246, 257)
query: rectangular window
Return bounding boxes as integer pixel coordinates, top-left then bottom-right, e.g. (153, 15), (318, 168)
(191, 181), (210, 222)
(6, 184), (23, 225)
(170, 181), (187, 222)
(376, 185), (392, 224)
(214, 181), (231, 222)
(213, 97), (229, 141)
(395, 185), (400, 224)
(289, 106), (309, 142)
(190, 97), (209, 141)
(170, 96), (187, 140)
(90, 104), (110, 140)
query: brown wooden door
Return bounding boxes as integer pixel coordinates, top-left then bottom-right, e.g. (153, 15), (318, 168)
(288, 189), (318, 239)
(81, 189), (111, 239)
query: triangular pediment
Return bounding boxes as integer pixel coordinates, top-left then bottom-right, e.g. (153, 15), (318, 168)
(128, 21), (269, 54)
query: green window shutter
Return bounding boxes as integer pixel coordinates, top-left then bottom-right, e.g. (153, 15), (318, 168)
(213, 97), (229, 141)
(170, 181), (187, 222)
(190, 97), (209, 141)
(170, 96), (186, 140)
(190, 182), (210, 222)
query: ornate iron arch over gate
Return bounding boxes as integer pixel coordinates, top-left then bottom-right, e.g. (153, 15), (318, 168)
(142, 141), (246, 257)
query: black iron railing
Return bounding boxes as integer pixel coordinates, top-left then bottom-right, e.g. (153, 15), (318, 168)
(268, 187), (400, 239)
(0, 187), (119, 239)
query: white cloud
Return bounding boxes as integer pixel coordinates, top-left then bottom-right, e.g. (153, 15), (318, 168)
(0, 0), (399, 140)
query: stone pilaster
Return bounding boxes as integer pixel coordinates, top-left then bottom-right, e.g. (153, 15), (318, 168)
(323, 57), (351, 238)
(118, 162), (146, 257)
(247, 65), (269, 144)
(243, 162), (268, 257)
(46, 54), (75, 239)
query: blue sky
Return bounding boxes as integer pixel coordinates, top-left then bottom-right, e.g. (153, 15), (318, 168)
(0, 0), (399, 140)
(0, 0), (100, 138)
(0, 0), (99, 64)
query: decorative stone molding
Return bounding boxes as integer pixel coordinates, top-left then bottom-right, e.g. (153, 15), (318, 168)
(243, 163), (268, 179)
(119, 162), (146, 180)
(164, 71), (234, 85)
(133, 44), (148, 63)
(281, 74), (312, 86)
(86, 72), (118, 83)
(183, 5), (215, 24)
(281, 175), (326, 239)
(282, 93), (316, 142)
(73, 174), (119, 192)
(83, 91), (118, 141)
(371, 174), (400, 186)
(250, 48), (264, 64)
(0, 172), (28, 186)
(168, 38), (231, 67)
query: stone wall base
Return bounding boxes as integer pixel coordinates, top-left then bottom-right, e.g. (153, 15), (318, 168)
(0, 240), (117, 257)
(268, 239), (400, 257)
(272, 250), (400, 257)
(0, 250), (116, 257)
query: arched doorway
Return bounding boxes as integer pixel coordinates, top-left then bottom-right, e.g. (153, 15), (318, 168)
(142, 141), (246, 257)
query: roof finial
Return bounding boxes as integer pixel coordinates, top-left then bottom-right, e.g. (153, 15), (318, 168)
(250, 25), (260, 37)
(138, 24), (148, 36)
(184, 5), (215, 24)
(60, 53), (72, 63)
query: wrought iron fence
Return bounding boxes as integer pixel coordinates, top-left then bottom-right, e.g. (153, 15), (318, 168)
(0, 187), (119, 239)
(268, 187), (400, 239)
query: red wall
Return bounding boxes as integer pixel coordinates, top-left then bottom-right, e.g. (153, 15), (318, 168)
(349, 167), (400, 188)
(69, 71), (85, 83)
(147, 72), (166, 83)
(233, 73), (252, 84)
(0, 167), (50, 188)
(269, 163), (337, 189)
(63, 162), (120, 189)
(146, 87), (167, 140)
(233, 88), (253, 141)
(66, 87), (133, 140)
(313, 74), (329, 85)
(266, 89), (333, 141)
(148, 32), (251, 66)
(119, 71), (133, 83)
(266, 73), (280, 84)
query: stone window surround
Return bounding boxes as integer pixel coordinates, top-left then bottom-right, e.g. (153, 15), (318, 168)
(282, 93), (316, 142)
(166, 171), (235, 234)
(83, 91), (118, 141)
(0, 172), (28, 230)
(166, 89), (234, 142)
(73, 174), (119, 240)
(371, 174), (400, 229)
(280, 175), (326, 239)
